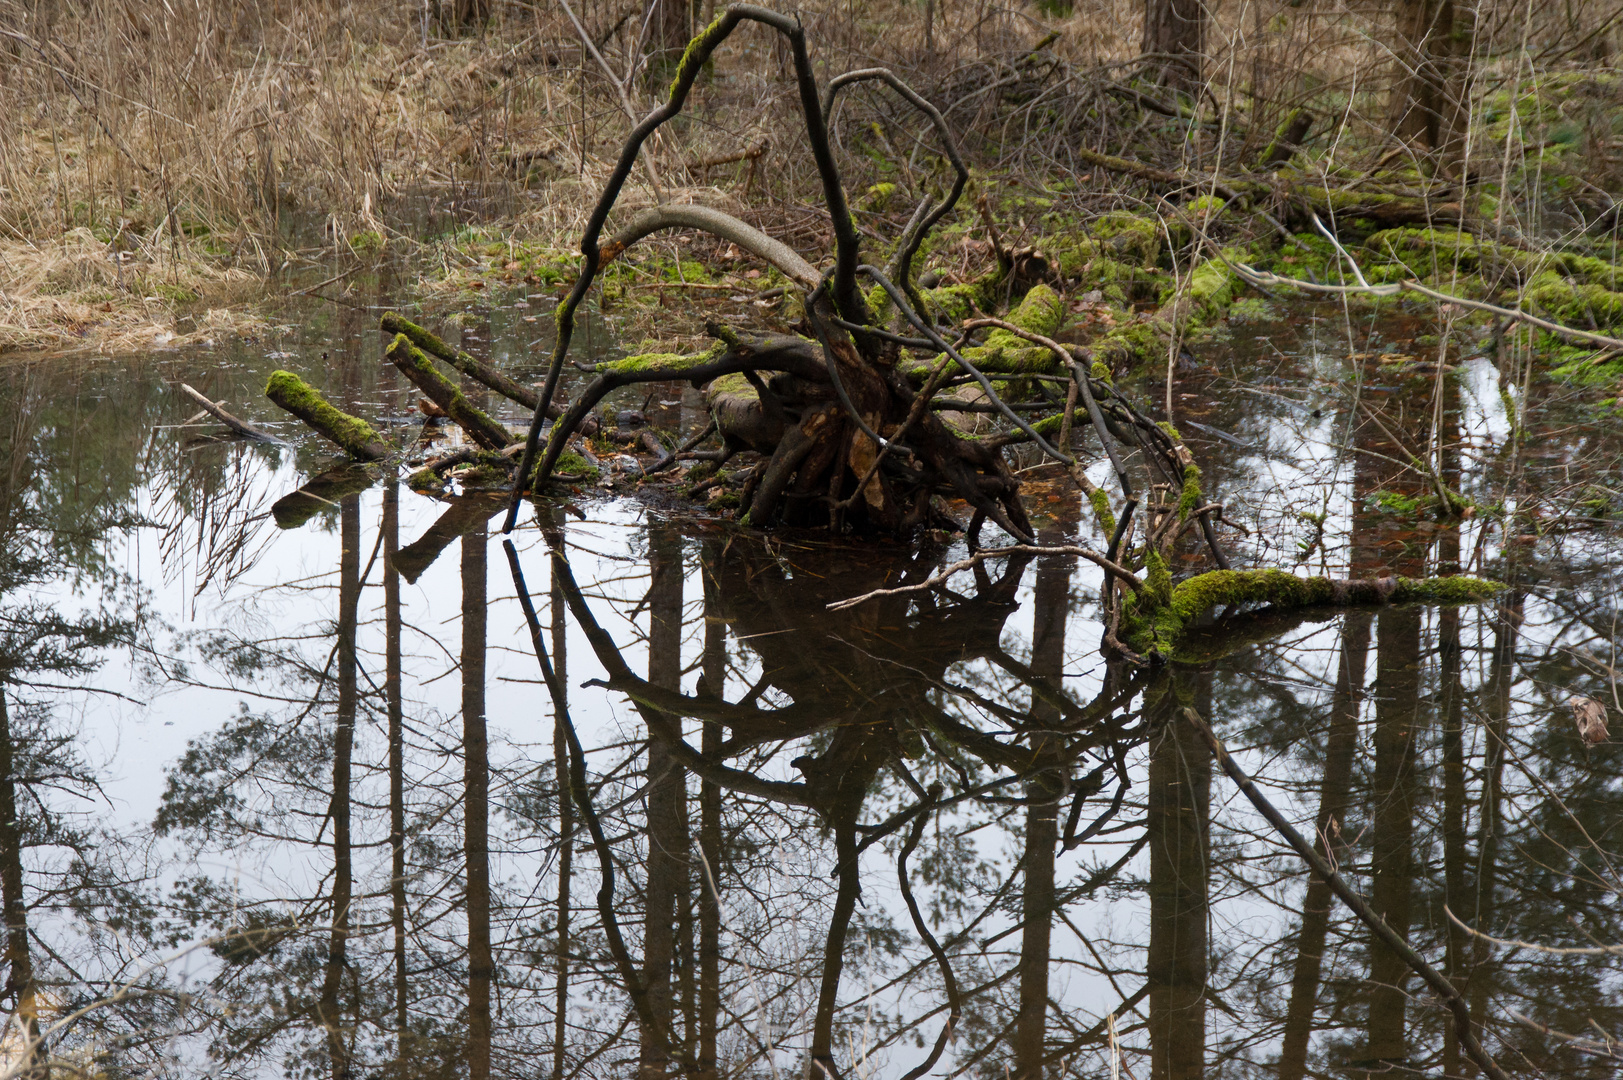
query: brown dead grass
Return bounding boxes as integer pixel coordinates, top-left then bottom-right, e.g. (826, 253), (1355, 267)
(0, 0), (1617, 353)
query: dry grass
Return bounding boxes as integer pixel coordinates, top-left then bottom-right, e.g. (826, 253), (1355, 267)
(0, 0), (1618, 354)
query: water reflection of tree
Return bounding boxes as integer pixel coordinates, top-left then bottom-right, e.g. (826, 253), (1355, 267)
(0, 363), (156, 1074)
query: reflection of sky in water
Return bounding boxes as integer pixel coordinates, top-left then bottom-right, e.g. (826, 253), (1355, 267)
(10, 299), (1623, 1077)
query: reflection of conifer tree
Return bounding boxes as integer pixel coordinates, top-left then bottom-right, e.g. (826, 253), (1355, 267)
(549, 514), (573, 1080)
(318, 492), (362, 1080)
(1278, 612), (1371, 1080)
(384, 480), (409, 1058)
(463, 525), (493, 1080)
(0, 690), (42, 1076)
(1367, 603), (1421, 1072)
(696, 548), (726, 1080)
(1146, 675), (1209, 1080)
(1013, 539), (1071, 1079)
(641, 525), (687, 1078)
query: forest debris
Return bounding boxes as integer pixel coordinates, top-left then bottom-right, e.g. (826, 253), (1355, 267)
(385, 333), (516, 451)
(179, 384), (289, 446)
(264, 371), (393, 461)
(1570, 696), (1610, 745)
(380, 313), (564, 417)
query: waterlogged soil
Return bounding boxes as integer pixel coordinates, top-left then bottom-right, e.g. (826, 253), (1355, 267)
(7, 285), (1623, 1079)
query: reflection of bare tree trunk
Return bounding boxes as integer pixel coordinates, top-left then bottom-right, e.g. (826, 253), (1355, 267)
(1278, 612), (1372, 1080)
(1147, 677), (1209, 1080)
(319, 493), (361, 1080)
(640, 527), (687, 1079)
(697, 558), (726, 1080)
(1465, 592), (1519, 1073)
(464, 527), (493, 1080)
(551, 522), (573, 1080)
(1367, 606), (1421, 1071)
(385, 481), (410, 1052)
(1438, 499), (1467, 1077)
(1013, 546), (1070, 1079)
(0, 689), (42, 1077)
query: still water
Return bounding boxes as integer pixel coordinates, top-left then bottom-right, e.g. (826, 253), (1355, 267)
(3, 290), (1622, 1079)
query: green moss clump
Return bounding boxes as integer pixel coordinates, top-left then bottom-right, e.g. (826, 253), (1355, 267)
(1090, 211), (1161, 268)
(456, 464), (509, 487)
(1176, 464), (1202, 521)
(407, 468), (443, 492)
(1088, 488), (1116, 537)
(549, 450), (599, 480)
(349, 230), (384, 253)
(707, 492), (741, 511)
(596, 338), (729, 375)
(862, 182), (898, 212)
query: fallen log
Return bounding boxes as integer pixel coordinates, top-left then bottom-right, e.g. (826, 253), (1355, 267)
(264, 371), (393, 461)
(379, 313), (562, 417)
(385, 333), (517, 451)
(271, 465), (375, 529)
(179, 384), (289, 446)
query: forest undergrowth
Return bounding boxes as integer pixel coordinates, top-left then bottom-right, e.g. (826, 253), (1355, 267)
(1, 0), (1620, 369)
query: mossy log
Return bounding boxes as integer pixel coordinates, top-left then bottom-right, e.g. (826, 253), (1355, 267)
(385, 334), (516, 451)
(271, 465), (376, 529)
(264, 370), (393, 460)
(380, 313), (566, 417)
(1124, 564), (1504, 660)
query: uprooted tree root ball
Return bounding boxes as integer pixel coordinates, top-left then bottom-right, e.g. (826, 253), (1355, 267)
(262, 8), (1515, 671)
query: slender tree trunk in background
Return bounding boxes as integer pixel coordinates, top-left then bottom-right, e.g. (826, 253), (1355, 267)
(319, 493), (361, 1080)
(1366, 606), (1421, 1072)
(550, 519), (573, 1080)
(1465, 591), (1519, 1074)
(1142, 0), (1205, 94)
(1012, 543), (1070, 1080)
(463, 527), (493, 1080)
(0, 689), (43, 1079)
(1438, 399), (1468, 1078)
(695, 552), (726, 1080)
(1387, 0), (1472, 166)
(1277, 611), (1372, 1080)
(385, 481), (410, 1054)
(647, 0), (699, 70)
(1146, 676), (1209, 1080)
(640, 527), (687, 1079)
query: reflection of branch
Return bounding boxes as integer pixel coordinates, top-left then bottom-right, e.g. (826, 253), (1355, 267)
(1443, 905), (1623, 956)
(1509, 1011), (1623, 1062)
(827, 544), (1140, 611)
(1182, 708), (1511, 1080)
(895, 793), (961, 1080)
(502, 539), (687, 1071)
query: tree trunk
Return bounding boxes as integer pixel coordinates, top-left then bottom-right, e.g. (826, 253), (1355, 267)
(1387, 0), (1472, 166)
(464, 527), (493, 1080)
(646, 0), (698, 71)
(1146, 677), (1209, 1080)
(1277, 612), (1372, 1080)
(1366, 605), (1420, 1071)
(696, 559), (725, 1080)
(1141, 0), (1205, 93)
(0, 689), (43, 1079)
(318, 493), (361, 1080)
(385, 481), (410, 1055)
(639, 527), (687, 1078)
(1012, 541), (1070, 1079)
(551, 515), (573, 1080)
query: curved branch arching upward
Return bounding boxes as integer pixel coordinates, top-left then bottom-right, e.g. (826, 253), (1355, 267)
(503, 4), (861, 528)
(605, 205), (822, 290)
(821, 68), (969, 309)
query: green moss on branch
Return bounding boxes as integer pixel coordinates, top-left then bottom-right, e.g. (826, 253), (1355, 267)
(264, 371), (392, 461)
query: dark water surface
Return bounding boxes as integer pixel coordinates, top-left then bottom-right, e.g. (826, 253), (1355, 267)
(4, 291), (1623, 1079)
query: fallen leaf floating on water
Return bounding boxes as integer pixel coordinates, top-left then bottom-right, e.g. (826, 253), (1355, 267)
(1569, 696), (1610, 745)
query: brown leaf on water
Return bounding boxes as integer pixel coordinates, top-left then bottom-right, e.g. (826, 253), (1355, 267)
(1570, 696), (1610, 745)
